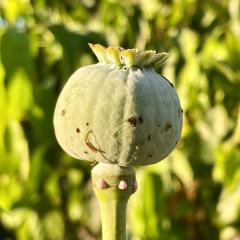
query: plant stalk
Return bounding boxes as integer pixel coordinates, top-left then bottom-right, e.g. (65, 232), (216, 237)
(91, 163), (136, 240)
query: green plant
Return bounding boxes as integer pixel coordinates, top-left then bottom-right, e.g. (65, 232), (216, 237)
(53, 44), (182, 239)
(1, 1), (240, 239)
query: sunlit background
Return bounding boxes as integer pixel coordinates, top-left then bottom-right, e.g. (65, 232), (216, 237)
(0, 0), (240, 239)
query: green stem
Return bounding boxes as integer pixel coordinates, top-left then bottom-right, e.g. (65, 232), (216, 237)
(91, 163), (136, 240)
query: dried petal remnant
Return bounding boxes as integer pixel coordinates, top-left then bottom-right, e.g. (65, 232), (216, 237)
(85, 130), (105, 153)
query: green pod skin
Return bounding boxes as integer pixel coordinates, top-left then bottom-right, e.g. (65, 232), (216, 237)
(53, 45), (182, 166)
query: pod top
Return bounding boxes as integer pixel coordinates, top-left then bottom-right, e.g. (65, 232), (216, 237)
(89, 43), (169, 69)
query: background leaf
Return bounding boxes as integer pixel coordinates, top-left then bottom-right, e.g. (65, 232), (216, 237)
(0, 1), (240, 240)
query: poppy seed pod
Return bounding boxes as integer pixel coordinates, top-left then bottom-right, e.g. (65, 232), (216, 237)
(53, 44), (182, 166)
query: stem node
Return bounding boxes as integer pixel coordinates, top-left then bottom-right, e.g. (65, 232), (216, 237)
(91, 163), (136, 240)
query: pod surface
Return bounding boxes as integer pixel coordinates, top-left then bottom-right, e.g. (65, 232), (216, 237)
(54, 61), (182, 166)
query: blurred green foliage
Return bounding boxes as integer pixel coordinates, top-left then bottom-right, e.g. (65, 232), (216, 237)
(0, 0), (240, 239)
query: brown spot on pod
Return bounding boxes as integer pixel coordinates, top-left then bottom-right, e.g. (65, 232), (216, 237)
(84, 151), (88, 154)
(61, 110), (65, 116)
(164, 122), (172, 131)
(127, 116), (137, 127)
(147, 134), (151, 141)
(86, 122), (89, 126)
(139, 116), (144, 124)
(76, 128), (80, 133)
(149, 154), (153, 157)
